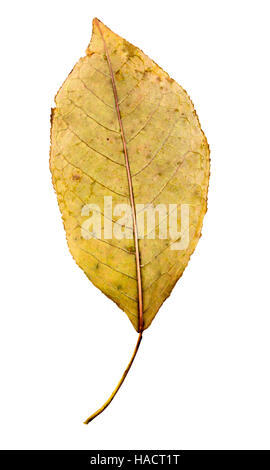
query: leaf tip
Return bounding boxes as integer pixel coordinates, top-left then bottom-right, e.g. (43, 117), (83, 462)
(92, 17), (101, 28)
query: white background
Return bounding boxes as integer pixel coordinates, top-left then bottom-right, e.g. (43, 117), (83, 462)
(0, 0), (269, 450)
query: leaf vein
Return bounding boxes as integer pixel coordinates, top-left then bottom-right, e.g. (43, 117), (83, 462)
(59, 152), (128, 198)
(62, 118), (125, 167)
(67, 98), (120, 134)
(78, 76), (114, 109)
(69, 242), (137, 280)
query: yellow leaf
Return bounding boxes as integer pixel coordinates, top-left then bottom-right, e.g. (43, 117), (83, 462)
(50, 18), (210, 422)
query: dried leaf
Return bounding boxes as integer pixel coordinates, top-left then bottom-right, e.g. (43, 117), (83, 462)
(50, 18), (210, 422)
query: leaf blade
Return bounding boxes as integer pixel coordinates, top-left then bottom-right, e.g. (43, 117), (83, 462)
(50, 18), (210, 331)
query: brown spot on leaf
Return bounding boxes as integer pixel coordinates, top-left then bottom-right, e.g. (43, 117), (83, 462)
(72, 173), (81, 181)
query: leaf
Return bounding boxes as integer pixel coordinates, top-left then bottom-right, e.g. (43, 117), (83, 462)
(50, 18), (210, 422)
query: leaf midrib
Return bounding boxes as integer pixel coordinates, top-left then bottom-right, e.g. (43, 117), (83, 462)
(95, 18), (144, 332)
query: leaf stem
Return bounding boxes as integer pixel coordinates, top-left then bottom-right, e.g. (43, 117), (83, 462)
(84, 20), (145, 425)
(83, 332), (143, 424)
